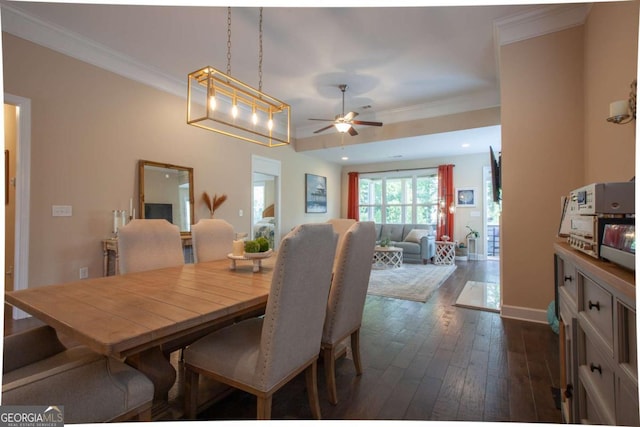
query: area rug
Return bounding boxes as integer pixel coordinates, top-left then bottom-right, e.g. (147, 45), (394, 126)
(367, 263), (457, 302)
(454, 280), (500, 312)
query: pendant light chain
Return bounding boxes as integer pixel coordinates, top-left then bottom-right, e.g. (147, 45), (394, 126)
(226, 7), (232, 76)
(187, 7), (291, 146)
(258, 7), (263, 92)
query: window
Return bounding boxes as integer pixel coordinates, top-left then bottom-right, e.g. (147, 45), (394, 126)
(358, 169), (438, 225)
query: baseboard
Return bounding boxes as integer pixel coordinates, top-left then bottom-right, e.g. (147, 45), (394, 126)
(500, 304), (548, 324)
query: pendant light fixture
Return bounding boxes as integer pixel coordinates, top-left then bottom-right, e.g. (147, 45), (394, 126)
(187, 8), (290, 147)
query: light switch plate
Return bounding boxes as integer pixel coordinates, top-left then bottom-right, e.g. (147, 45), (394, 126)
(52, 205), (72, 216)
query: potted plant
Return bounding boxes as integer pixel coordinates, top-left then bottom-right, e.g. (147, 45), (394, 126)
(465, 225), (479, 239)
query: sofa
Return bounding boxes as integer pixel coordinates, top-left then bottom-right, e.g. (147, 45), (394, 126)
(374, 223), (436, 264)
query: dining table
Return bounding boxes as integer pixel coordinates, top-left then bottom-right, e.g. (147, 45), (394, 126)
(4, 256), (275, 418)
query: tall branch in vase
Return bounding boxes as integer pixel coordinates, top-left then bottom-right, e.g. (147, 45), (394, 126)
(203, 192), (227, 218)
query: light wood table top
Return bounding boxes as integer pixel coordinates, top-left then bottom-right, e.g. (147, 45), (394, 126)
(5, 257), (274, 360)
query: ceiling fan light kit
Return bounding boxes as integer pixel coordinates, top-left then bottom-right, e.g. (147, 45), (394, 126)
(334, 122), (352, 133)
(187, 7), (290, 147)
(309, 84), (383, 136)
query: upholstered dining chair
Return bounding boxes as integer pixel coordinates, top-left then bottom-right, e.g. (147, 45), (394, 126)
(118, 219), (184, 274)
(321, 220), (376, 405)
(2, 325), (154, 423)
(326, 218), (357, 270)
(183, 223), (338, 420)
(191, 218), (234, 263)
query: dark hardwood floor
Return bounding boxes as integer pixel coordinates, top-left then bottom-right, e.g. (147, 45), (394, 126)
(196, 259), (561, 422)
(4, 259), (562, 423)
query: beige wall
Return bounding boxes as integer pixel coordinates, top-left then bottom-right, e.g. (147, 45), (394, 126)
(500, 1), (637, 318)
(583, 1), (638, 182)
(2, 33), (342, 288)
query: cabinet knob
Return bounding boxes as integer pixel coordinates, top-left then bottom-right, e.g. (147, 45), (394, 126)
(590, 363), (602, 375)
(564, 275), (573, 282)
(564, 384), (573, 399)
(588, 300), (601, 311)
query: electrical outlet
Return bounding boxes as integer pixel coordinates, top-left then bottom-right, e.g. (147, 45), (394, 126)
(79, 267), (88, 279)
(52, 205), (72, 217)
(239, 209), (243, 217)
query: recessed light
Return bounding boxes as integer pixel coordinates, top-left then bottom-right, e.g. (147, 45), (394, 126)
(341, 156), (349, 161)
(462, 143), (470, 148)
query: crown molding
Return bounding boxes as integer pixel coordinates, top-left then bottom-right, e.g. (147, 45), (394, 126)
(494, 3), (592, 46)
(1, 2), (187, 99)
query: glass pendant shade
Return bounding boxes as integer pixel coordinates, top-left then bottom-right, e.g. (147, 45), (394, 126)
(335, 122), (351, 133)
(187, 66), (291, 147)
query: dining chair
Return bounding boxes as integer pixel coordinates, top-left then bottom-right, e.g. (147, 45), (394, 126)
(117, 219), (184, 274)
(326, 218), (357, 269)
(191, 218), (234, 263)
(2, 325), (154, 423)
(321, 220), (376, 405)
(183, 223), (338, 420)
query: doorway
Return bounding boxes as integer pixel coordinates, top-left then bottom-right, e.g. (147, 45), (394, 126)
(5, 104), (17, 323)
(4, 94), (32, 320)
(251, 156), (281, 250)
(483, 165), (501, 261)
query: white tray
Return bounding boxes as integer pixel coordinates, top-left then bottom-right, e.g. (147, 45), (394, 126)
(227, 249), (273, 260)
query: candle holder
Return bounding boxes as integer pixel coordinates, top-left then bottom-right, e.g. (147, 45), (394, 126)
(112, 209), (128, 237)
(607, 79), (636, 124)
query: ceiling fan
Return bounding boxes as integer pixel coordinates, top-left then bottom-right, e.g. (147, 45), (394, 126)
(309, 84), (383, 136)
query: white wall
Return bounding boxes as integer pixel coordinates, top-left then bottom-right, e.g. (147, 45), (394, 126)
(340, 151), (494, 254)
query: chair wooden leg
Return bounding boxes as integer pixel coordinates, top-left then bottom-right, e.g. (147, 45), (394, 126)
(136, 407), (152, 421)
(323, 346), (338, 405)
(257, 395), (272, 420)
(305, 360), (322, 419)
(184, 368), (199, 419)
(351, 329), (363, 376)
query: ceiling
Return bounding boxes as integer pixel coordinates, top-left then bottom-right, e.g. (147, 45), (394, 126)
(1, 1), (589, 164)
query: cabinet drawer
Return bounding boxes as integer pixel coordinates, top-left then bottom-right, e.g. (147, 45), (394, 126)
(581, 275), (613, 346)
(581, 333), (615, 419)
(559, 258), (578, 304)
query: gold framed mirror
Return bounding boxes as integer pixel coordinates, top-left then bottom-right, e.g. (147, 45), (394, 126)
(138, 160), (194, 234)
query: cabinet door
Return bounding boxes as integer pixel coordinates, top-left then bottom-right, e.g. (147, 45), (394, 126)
(616, 375), (639, 426)
(560, 316), (579, 423)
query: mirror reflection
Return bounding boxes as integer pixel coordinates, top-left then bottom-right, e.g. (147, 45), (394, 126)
(252, 172), (276, 249)
(138, 160), (194, 234)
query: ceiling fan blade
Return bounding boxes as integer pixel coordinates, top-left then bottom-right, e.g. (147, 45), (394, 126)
(313, 125), (335, 134)
(343, 111), (359, 122)
(348, 126), (358, 136)
(351, 120), (383, 127)
(308, 118), (335, 122)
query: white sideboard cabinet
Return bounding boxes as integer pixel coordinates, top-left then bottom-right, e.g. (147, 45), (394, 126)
(555, 242), (637, 425)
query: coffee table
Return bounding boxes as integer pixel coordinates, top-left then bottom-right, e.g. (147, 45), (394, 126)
(373, 246), (403, 269)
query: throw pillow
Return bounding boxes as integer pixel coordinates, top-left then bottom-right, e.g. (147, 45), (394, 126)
(404, 228), (429, 243)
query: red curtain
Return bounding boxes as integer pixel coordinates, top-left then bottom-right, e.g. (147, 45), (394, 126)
(347, 172), (359, 220)
(437, 164), (454, 240)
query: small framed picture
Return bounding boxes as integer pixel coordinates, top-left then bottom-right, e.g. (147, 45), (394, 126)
(305, 173), (327, 213)
(456, 187), (477, 207)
